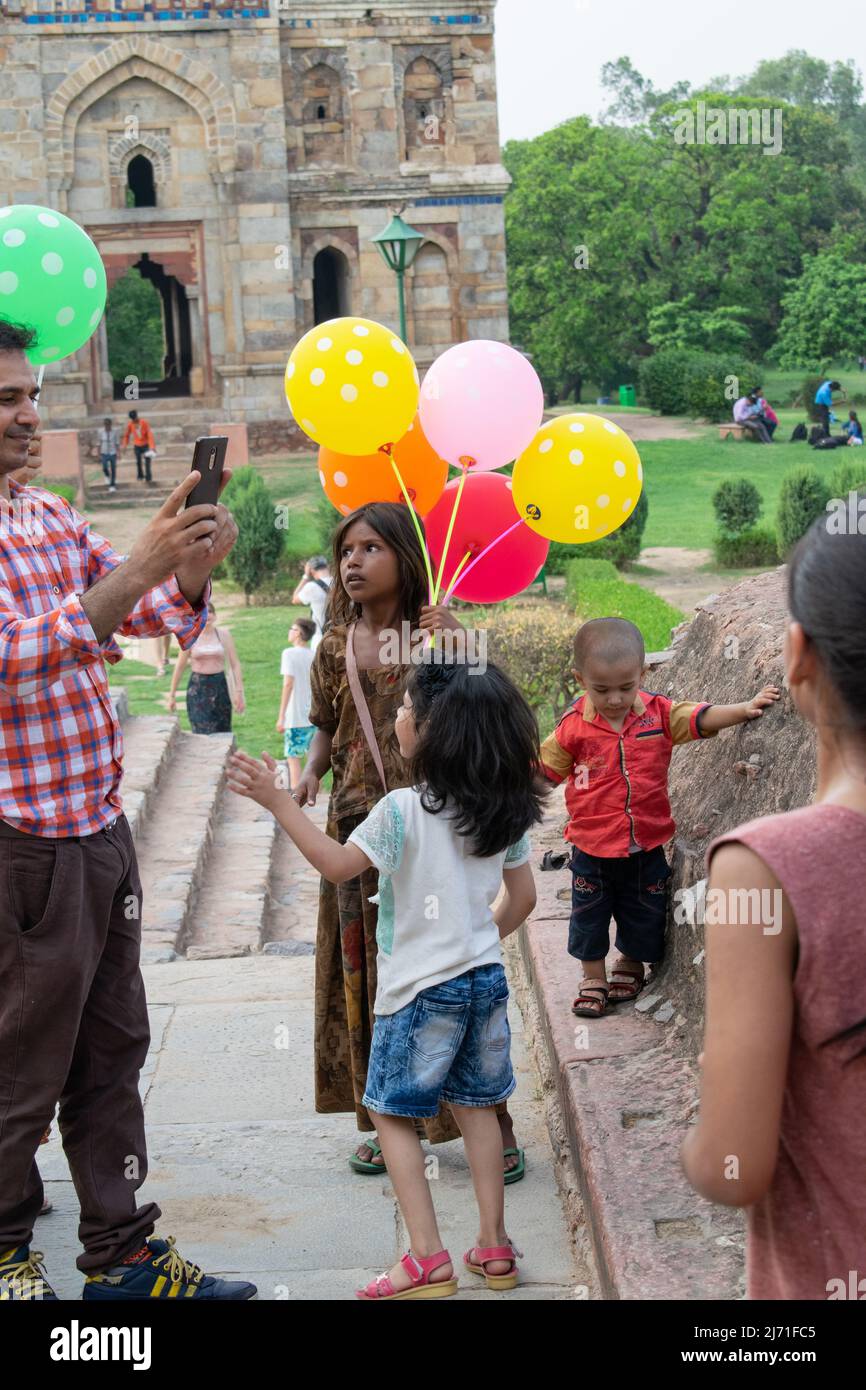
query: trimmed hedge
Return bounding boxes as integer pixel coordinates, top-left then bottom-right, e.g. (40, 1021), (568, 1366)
(713, 526), (779, 568)
(639, 347), (760, 419)
(712, 478), (762, 534)
(564, 557), (685, 652)
(776, 467), (832, 555)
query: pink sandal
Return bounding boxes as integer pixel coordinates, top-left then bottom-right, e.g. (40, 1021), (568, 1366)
(464, 1237), (523, 1291)
(355, 1249), (458, 1301)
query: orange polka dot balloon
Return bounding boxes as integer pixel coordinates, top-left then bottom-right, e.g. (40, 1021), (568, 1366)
(318, 414), (448, 517)
(285, 317), (420, 456)
(512, 413), (643, 545)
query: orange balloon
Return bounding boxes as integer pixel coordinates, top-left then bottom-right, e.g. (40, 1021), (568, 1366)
(318, 414), (448, 517)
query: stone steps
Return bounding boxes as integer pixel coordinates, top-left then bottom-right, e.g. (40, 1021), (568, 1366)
(132, 731), (234, 961)
(110, 689), (325, 961)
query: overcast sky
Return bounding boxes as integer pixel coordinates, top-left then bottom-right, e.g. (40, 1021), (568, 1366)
(493, 0), (865, 144)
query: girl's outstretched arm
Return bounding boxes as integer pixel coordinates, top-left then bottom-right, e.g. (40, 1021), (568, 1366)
(495, 862), (537, 939)
(227, 749), (371, 884)
(681, 842), (796, 1207)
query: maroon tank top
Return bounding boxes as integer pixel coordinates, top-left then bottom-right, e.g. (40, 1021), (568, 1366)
(708, 803), (866, 1300)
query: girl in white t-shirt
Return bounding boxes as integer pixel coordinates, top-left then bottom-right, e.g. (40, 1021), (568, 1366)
(277, 617), (316, 789)
(228, 658), (545, 1301)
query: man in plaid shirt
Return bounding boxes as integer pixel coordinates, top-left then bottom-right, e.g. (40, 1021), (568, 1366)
(0, 320), (256, 1301)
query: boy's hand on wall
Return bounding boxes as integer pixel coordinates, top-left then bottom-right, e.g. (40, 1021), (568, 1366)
(743, 685), (782, 720)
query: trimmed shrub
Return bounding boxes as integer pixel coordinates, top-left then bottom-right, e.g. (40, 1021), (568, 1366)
(544, 488), (649, 572)
(564, 558), (685, 652)
(638, 348), (693, 415)
(640, 348), (760, 419)
(776, 467), (832, 555)
(713, 526), (779, 568)
(827, 456), (866, 501)
(483, 604), (579, 724)
(712, 478), (762, 535)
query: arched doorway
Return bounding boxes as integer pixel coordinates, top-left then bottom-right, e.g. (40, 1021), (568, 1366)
(313, 247), (351, 323)
(126, 154), (157, 208)
(107, 255), (192, 399)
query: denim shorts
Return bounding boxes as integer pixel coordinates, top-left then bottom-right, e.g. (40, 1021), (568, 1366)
(568, 844), (671, 964)
(363, 963), (516, 1118)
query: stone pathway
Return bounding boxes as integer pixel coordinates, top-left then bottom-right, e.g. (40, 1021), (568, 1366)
(37, 952), (595, 1301)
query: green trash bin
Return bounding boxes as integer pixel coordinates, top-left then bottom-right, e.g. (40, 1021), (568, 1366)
(618, 384), (636, 407)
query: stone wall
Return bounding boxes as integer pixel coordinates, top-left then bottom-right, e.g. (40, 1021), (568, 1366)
(648, 567), (816, 1054)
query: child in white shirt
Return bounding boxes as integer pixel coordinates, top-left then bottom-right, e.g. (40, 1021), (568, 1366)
(228, 658), (544, 1301)
(277, 617), (316, 790)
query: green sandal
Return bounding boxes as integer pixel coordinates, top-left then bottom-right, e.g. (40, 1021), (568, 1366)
(348, 1139), (387, 1174)
(503, 1147), (526, 1185)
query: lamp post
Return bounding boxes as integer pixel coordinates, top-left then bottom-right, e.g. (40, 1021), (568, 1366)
(371, 210), (425, 344)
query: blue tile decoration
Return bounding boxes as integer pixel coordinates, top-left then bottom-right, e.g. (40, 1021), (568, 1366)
(411, 195), (503, 207)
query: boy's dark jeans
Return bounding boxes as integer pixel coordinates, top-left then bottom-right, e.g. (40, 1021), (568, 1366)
(0, 815), (160, 1272)
(567, 843), (671, 964)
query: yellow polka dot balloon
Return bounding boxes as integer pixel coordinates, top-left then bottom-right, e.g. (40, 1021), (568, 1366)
(285, 317), (420, 456)
(511, 412), (643, 545)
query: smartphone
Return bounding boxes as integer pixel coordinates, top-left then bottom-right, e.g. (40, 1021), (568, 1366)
(185, 436), (228, 509)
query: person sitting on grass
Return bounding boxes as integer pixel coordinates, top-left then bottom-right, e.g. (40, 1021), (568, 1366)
(276, 616), (317, 791)
(682, 516), (866, 1299)
(844, 409), (864, 444)
(539, 618), (780, 1018)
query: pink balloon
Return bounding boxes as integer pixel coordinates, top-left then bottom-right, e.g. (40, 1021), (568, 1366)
(425, 472), (549, 603)
(419, 341), (544, 472)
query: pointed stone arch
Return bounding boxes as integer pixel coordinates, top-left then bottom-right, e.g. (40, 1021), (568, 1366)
(44, 35), (237, 196)
(108, 130), (172, 191)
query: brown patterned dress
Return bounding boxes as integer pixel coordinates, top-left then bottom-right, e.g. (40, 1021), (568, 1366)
(308, 624), (460, 1143)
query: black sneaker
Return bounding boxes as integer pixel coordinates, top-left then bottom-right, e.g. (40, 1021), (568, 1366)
(0, 1245), (58, 1301)
(82, 1236), (257, 1301)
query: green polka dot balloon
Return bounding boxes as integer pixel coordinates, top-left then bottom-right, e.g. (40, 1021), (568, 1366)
(0, 205), (107, 366)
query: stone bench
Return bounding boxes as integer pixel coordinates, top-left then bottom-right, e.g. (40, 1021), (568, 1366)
(718, 423), (747, 441)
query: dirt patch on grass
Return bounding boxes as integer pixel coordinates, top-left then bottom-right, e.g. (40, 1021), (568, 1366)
(631, 546), (770, 615)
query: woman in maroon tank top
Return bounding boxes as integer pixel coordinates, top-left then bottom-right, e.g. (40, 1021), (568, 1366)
(682, 516), (866, 1300)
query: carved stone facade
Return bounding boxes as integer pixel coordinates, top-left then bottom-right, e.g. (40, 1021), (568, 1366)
(0, 1), (510, 443)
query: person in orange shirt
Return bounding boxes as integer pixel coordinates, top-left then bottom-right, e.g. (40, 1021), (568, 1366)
(122, 409), (156, 484)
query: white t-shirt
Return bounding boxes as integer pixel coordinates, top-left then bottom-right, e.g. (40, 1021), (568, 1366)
(348, 786), (531, 1016)
(280, 646), (314, 729)
(297, 577), (331, 648)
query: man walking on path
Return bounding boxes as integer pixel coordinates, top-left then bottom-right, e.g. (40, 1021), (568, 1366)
(123, 408), (156, 484)
(0, 319), (255, 1302)
(97, 416), (119, 492)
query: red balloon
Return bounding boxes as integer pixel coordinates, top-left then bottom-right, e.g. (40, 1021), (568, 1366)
(425, 471), (549, 603)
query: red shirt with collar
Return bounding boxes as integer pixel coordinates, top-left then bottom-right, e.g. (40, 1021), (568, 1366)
(540, 690), (716, 857)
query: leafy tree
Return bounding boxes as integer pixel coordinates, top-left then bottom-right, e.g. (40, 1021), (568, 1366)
(105, 270), (164, 383)
(773, 244), (866, 368)
(600, 56), (690, 125)
(647, 296), (750, 354)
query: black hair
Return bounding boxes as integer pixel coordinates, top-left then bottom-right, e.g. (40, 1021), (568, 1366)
(128, 409), (138, 420)
(293, 617), (317, 642)
(329, 501), (428, 628)
(406, 658), (547, 858)
(788, 514), (866, 734)
(0, 319), (36, 355)
(574, 617), (645, 671)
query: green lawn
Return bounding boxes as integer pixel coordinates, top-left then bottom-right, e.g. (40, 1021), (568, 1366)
(638, 433), (853, 549)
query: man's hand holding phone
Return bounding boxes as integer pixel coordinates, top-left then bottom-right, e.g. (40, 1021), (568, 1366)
(127, 469), (237, 603)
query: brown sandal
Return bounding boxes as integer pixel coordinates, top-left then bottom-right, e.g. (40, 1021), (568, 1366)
(572, 980), (609, 1018)
(608, 964), (645, 1003)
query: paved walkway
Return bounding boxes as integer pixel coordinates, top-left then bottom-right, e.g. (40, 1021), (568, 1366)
(37, 946), (593, 1301)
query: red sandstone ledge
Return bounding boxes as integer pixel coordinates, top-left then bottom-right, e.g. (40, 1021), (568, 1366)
(522, 800), (744, 1301)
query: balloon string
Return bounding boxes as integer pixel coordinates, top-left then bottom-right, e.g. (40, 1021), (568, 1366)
(442, 550), (472, 607)
(443, 516), (527, 604)
(387, 453), (434, 605)
(433, 463), (468, 604)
